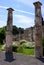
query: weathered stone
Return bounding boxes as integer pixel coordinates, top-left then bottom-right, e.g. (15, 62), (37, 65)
(6, 8), (14, 53)
(33, 1), (43, 57)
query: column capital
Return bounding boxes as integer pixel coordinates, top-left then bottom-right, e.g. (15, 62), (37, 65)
(7, 8), (14, 11)
(33, 1), (42, 7)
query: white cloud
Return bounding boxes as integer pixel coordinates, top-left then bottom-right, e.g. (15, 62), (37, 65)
(0, 5), (34, 15)
(15, 9), (34, 15)
(0, 14), (34, 28)
(0, 6), (9, 9)
(15, 14), (33, 23)
(14, 14), (34, 28)
(0, 20), (6, 28)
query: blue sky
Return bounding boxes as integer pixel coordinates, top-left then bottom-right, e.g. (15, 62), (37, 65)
(0, 0), (44, 29)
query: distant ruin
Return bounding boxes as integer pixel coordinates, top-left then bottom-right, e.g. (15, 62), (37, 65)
(12, 21), (44, 42)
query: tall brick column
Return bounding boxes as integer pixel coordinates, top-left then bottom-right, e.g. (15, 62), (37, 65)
(6, 8), (14, 53)
(33, 1), (43, 57)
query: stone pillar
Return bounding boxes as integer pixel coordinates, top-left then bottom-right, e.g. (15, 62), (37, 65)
(6, 8), (14, 53)
(33, 1), (43, 57)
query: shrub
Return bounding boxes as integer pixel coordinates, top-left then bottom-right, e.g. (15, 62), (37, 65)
(1, 44), (5, 51)
(0, 44), (5, 51)
(20, 40), (27, 45)
(23, 42), (35, 48)
(12, 42), (18, 52)
(12, 46), (18, 52)
(17, 45), (24, 53)
(0, 28), (6, 45)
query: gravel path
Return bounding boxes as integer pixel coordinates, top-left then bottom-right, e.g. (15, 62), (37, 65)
(0, 51), (44, 65)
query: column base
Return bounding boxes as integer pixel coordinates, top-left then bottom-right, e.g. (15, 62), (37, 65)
(6, 46), (12, 53)
(35, 46), (43, 58)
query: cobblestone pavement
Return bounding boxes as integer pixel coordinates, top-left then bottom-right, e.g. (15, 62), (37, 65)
(0, 51), (44, 65)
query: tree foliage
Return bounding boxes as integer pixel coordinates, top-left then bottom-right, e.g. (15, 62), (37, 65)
(42, 17), (44, 25)
(0, 25), (24, 44)
(42, 38), (44, 48)
(12, 26), (24, 35)
(0, 27), (6, 44)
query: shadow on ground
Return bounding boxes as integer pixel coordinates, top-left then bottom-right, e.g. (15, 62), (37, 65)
(4, 52), (16, 62)
(37, 57), (44, 63)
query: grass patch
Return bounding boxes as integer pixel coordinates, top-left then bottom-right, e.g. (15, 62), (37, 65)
(23, 48), (34, 55)
(12, 41), (34, 55)
(0, 41), (34, 55)
(17, 47), (34, 55)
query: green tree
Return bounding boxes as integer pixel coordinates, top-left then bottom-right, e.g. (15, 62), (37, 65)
(42, 38), (44, 48)
(0, 28), (6, 44)
(12, 26), (24, 35)
(12, 26), (19, 35)
(19, 27), (24, 34)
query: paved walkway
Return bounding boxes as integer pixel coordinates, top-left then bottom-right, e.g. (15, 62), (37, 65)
(0, 51), (44, 65)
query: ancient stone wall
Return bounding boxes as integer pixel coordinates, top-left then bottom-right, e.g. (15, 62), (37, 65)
(12, 25), (44, 42)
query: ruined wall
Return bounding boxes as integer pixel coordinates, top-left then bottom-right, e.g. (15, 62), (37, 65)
(12, 25), (44, 42)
